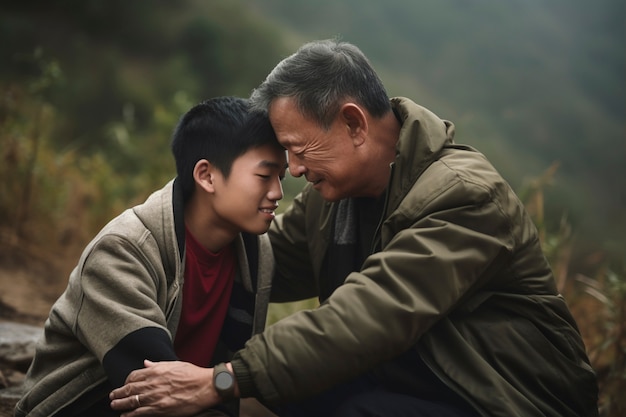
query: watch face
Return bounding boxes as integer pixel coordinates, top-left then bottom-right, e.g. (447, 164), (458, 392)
(215, 371), (234, 390)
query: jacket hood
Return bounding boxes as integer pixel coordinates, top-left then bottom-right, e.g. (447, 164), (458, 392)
(388, 97), (455, 212)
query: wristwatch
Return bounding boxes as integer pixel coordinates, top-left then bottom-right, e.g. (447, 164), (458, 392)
(213, 362), (236, 401)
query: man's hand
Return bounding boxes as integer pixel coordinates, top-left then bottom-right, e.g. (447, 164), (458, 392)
(109, 360), (219, 416)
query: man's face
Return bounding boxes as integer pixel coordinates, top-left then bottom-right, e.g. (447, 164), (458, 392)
(269, 97), (361, 202)
(211, 143), (286, 235)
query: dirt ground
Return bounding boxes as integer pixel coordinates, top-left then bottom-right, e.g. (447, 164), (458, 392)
(0, 250), (64, 417)
(0, 255), (66, 328)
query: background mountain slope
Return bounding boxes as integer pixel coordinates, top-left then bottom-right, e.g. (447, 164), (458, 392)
(243, 0), (625, 248)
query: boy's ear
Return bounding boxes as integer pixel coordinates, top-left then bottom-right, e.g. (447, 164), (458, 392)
(193, 159), (216, 193)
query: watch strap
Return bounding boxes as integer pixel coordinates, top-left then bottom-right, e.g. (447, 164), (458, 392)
(213, 362), (236, 401)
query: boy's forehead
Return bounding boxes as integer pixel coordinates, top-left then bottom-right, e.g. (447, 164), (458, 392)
(236, 144), (287, 168)
(257, 159), (287, 169)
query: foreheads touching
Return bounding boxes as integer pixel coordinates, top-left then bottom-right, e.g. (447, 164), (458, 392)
(171, 96), (282, 201)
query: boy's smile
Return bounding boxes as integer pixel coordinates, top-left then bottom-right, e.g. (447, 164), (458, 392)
(210, 143), (286, 236)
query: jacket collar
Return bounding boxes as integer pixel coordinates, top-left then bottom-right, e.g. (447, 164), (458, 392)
(132, 179), (180, 285)
(387, 97), (456, 213)
(172, 177), (185, 263)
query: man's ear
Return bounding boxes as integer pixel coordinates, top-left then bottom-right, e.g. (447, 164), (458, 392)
(193, 159), (216, 193)
(340, 103), (367, 146)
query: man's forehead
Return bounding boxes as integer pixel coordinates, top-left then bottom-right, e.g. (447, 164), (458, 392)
(268, 97), (311, 124)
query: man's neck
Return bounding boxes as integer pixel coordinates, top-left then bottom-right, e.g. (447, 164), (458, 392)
(366, 111), (401, 198)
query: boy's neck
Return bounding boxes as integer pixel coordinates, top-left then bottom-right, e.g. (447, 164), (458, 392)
(183, 194), (237, 253)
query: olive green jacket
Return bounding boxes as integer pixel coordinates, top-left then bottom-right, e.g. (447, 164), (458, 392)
(232, 97), (598, 417)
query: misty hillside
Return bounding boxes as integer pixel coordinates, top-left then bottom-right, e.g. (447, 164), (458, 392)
(243, 0), (625, 244)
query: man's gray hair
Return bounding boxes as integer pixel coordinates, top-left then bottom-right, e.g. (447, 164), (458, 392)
(250, 39), (390, 129)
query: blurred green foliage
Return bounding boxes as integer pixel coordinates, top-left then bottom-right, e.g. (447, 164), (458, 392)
(519, 167), (625, 416)
(0, 0), (289, 249)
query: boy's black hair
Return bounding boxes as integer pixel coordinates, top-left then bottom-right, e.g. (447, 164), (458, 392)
(171, 96), (281, 201)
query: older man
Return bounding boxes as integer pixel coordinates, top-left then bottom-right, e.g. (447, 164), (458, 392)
(111, 40), (598, 417)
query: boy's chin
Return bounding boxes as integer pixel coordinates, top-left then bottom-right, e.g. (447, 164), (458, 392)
(244, 223), (272, 236)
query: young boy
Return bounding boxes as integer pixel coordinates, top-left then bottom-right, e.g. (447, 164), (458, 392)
(15, 97), (286, 417)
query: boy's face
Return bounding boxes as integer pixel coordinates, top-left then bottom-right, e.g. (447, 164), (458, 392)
(211, 143), (287, 235)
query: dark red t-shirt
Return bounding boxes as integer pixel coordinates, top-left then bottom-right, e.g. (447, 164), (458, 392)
(173, 228), (235, 366)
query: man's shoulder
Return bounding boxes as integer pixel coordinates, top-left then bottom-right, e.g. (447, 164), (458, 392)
(401, 148), (508, 213)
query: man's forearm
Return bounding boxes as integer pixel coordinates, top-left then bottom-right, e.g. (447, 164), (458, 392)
(229, 358), (255, 398)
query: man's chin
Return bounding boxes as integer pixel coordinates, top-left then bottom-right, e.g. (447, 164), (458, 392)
(316, 186), (344, 202)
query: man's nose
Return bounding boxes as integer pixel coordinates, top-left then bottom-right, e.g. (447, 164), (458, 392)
(287, 152), (306, 177)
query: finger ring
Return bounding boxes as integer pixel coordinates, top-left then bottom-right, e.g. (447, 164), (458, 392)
(135, 394), (141, 407)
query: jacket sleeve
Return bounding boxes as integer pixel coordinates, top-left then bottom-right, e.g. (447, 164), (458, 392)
(232, 176), (518, 404)
(103, 327), (177, 387)
(74, 233), (178, 386)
